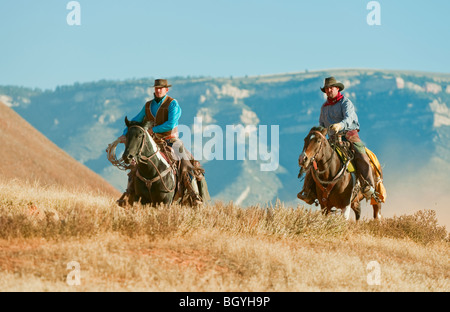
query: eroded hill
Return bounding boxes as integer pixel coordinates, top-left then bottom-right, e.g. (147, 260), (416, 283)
(0, 101), (120, 197)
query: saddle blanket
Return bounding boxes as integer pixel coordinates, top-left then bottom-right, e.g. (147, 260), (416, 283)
(365, 147), (387, 204)
(335, 145), (386, 204)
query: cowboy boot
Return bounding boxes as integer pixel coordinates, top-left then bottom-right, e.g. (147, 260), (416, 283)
(190, 176), (203, 205)
(362, 185), (375, 199)
(297, 171), (317, 205)
(353, 149), (376, 200)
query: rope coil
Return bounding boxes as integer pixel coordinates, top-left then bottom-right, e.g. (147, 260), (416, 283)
(106, 138), (132, 171)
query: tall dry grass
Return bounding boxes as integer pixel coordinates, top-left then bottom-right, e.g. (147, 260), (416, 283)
(358, 209), (448, 245)
(0, 178), (351, 241)
(0, 178), (448, 291)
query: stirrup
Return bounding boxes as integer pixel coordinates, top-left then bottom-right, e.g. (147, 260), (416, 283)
(372, 191), (382, 203)
(363, 185), (375, 200)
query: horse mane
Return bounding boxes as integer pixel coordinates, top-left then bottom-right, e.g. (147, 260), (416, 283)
(125, 117), (152, 130)
(310, 126), (326, 133)
(308, 126), (329, 143)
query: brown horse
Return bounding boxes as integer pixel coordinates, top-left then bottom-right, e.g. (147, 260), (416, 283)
(120, 117), (210, 207)
(298, 126), (382, 220)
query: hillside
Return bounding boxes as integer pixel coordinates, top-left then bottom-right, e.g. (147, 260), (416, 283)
(0, 179), (448, 292)
(2, 69), (450, 228)
(0, 101), (120, 197)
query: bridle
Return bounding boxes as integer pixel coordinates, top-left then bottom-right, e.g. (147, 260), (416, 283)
(126, 125), (176, 193)
(303, 130), (350, 204)
(301, 130), (330, 173)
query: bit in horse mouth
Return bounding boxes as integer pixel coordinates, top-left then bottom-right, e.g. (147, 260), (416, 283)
(298, 154), (308, 168)
(122, 155), (136, 165)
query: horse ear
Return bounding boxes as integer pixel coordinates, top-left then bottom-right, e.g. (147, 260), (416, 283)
(321, 127), (328, 136)
(125, 116), (130, 127)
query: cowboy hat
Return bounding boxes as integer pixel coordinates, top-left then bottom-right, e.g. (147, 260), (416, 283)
(152, 79), (172, 88)
(320, 77), (345, 92)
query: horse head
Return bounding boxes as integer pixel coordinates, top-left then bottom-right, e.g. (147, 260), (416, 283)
(298, 126), (329, 169)
(122, 117), (155, 164)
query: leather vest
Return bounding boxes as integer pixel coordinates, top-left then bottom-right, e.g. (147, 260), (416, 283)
(145, 96), (178, 139)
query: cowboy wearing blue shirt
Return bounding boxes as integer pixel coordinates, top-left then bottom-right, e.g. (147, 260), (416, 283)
(118, 79), (207, 205)
(119, 79), (181, 144)
(297, 77), (376, 204)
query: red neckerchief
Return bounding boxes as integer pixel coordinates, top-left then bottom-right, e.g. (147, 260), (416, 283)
(323, 92), (343, 107)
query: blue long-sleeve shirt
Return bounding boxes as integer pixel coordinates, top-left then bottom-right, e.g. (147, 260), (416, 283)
(122, 95), (182, 136)
(319, 96), (360, 133)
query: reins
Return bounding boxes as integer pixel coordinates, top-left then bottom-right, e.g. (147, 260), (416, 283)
(306, 130), (351, 204)
(106, 138), (132, 171)
(127, 125), (176, 193)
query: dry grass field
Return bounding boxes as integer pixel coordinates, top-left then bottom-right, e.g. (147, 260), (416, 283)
(0, 178), (448, 292)
(1, 92), (448, 297)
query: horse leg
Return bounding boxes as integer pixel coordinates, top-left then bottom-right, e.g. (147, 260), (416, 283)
(351, 201), (361, 221)
(136, 181), (153, 206)
(372, 203), (382, 219)
(157, 192), (174, 205)
(139, 195), (152, 206)
(342, 205), (351, 220)
(320, 205), (332, 216)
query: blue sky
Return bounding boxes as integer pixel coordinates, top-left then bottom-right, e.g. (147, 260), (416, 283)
(1, 0), (449, 90)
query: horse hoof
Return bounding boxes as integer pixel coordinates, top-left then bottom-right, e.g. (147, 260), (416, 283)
(116, 200), (126, 207)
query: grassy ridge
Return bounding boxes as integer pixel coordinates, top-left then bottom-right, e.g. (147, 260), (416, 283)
(0, 179), (448, 291)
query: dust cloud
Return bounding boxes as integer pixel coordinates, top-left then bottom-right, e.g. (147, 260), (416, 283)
(359, 158), (450, 231)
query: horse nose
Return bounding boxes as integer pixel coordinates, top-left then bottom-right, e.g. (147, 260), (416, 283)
(122, 153), (132, 164)
(298, 152), (306, 166)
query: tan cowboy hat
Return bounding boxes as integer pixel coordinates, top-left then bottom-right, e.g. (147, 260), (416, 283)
(152, 79), (172, 88)
(320, 77), (345, 92)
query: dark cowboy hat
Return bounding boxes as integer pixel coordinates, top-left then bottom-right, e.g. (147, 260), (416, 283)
(152, 79), (172, 88)
(320, 77), (345, 93)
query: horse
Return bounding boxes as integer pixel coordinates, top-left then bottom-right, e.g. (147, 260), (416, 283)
(122, 117), (177, 205)
(297, 126), (382, 220)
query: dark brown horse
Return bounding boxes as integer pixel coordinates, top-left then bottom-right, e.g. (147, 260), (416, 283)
(122, 118), (177, 205)
(120, 117), (210, 207)
(298, 126), (382, 220)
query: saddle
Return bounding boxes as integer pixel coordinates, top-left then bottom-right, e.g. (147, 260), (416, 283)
(334, 143), (356, 173)
(330, 136), (386, 204)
